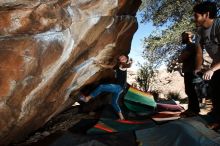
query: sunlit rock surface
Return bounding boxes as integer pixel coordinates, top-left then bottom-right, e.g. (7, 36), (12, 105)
(0, 0), (141, 145)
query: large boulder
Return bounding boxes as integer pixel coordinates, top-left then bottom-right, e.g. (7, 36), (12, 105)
(0, 0), (141, 145)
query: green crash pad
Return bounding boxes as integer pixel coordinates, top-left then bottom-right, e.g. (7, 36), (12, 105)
(124, 86), (156, 112)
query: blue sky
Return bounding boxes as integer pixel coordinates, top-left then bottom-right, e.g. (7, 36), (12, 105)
(130, 13), (155, 70)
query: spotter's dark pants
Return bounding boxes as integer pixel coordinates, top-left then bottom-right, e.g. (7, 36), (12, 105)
(184, 72), (200, 113)
(210, 70), (220, 121)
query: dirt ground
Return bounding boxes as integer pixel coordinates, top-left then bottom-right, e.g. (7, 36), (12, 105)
(14, 98), (214, 146)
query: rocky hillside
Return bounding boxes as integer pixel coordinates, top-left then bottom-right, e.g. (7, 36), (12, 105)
(127, 69), (186, 98)
(127, 51), (213, 99)
(151, 70), (186, 98)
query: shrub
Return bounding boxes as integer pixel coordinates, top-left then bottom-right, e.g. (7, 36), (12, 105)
(166, 92), (181, 101)
(150, 90), (160, 101)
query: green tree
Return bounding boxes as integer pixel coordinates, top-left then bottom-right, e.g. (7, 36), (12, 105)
(136, 64), (155, 92)
(136, 0), (220, 91)
(136, 48), (160, 91)
(141, 0), (195, 70)
(140, 0), (220, 71)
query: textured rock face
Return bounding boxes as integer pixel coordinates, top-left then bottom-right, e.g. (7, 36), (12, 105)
(0, 0), (141, 145)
